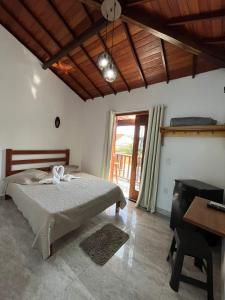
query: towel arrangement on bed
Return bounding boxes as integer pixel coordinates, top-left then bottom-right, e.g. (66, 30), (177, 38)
(39, 165), (80, 185)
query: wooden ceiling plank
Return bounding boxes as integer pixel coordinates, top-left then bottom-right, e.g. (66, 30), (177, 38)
(122, 22), (148, 88)
(168, 9), (225, 26)
(122, 6), (225, 67)
(19, 0), (93, 99)
(159, 39), (169, 83)
(78, 0), (225, 68)
(126, 0), (155, 7)
(48, 0), (105, 98)
(0, 2), (86, 101)
(82, 3), (130, 92)
(192, 54), (198, 78)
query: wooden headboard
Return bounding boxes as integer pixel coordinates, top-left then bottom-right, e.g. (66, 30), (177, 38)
(6, 149), (70, 177)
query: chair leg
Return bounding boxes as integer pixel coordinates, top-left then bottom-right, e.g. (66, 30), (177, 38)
(116, 201), (120, 213)
(206, 255), (214, 300)
(167, 237), (176, 261)
(194, 257), (204, 272)
(169, 245), (184, 292)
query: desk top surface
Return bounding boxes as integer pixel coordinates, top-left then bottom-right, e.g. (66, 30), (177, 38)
(184, 197), (225, 238)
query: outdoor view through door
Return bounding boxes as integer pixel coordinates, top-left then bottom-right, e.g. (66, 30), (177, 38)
(110, 112), (149, 201)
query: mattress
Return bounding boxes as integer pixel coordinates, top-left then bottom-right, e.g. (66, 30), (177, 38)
(6, 172), (126, 259)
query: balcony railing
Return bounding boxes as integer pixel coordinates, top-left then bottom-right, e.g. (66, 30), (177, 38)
(114, 153), (142, 183)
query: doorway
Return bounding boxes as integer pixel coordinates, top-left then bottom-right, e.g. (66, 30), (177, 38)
(110, 112), (149, 201)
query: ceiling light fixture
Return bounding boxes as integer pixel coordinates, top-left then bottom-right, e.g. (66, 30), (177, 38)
(103, 63), (118, 82)
(97, 52), (111, 70)
(97, 0), (122, 83)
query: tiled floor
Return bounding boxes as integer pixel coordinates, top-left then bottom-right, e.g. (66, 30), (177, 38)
(0, 199), (221, 300)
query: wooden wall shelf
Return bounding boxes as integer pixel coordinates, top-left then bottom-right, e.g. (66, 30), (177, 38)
(160, 125), (225, 145)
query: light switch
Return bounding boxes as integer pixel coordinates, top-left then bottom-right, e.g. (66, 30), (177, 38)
(166, 158), (171, 165)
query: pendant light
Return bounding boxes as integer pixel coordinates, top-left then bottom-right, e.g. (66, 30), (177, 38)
(97, 0), (121, 83)
(97, 52), (111, 70)
(103, 63), (118, 82)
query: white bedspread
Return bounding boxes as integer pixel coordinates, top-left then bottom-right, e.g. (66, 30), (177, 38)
(6, 173), (126, 259)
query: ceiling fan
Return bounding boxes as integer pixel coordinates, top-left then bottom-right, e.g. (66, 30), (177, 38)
(52, 62), (74, 74)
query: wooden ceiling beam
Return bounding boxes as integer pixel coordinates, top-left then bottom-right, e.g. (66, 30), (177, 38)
(48, 0), (106, 98)
(168, 9), (225, 26)
(42, 17), (108, 70)
(122, 22), (148, 88)
(192, 55), (198, 79)
(159, 39), (169, 83)
(82, 3), (130, 92)
(0, 2), (87, 101)
(203, 36), (225, 45)
(19, 0), (94, 99)
(78, 0), (225, 67)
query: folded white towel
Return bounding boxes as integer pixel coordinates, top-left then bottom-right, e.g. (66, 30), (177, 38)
(39, 166), (80, 185)
(39, 177), (59, 185)
(52, 165), (64, 183)
(61, 174), (80, 182)
(58, 166), (65, 179)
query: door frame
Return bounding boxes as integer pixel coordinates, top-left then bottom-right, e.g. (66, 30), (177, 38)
(129, 113), (148, 201)
(111, 111), (149, 201)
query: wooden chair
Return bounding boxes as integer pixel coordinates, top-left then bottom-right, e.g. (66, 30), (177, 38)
(167, 228), (214, 300)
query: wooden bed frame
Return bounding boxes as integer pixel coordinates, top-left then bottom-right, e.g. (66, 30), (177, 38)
(5, 149), (70, 177)
(5, 148), (121, 256)
(5, 148), (120, 211)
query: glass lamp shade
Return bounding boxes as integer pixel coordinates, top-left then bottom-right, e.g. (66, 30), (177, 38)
(103, 63), (118, 82)
(97, 52), (111, 70)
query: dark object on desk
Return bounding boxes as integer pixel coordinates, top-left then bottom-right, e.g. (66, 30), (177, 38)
(170, 179), (224, 245)
(207, 201), (225, 213)
(170, 117), (217, 127)
(167, 228), (214, 300)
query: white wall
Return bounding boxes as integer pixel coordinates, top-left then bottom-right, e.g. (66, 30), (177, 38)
(82, 69), (225, 213)
(0, 26), (83, 193)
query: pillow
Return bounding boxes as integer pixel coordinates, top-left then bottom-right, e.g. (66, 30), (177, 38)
(49, 165), (79, 174)
(4, 169), (48, 185)
(64, 165), (79, 174)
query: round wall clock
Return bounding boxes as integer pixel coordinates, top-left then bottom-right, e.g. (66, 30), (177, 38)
(55, 117), (60, 128)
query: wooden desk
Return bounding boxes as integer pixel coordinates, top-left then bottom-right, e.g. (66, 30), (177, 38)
(184, 197), (225, 300)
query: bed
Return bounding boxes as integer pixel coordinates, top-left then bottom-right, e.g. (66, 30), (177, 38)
(4, 149), (126, 259)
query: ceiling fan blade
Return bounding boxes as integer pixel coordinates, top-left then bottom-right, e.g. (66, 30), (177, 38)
(52, 62), (74, 74)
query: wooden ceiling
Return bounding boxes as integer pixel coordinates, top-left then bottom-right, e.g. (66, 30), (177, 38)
(0, 0), (224, 101)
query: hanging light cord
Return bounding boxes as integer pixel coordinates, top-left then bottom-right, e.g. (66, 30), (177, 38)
(105, 11), (108, 50)
(111, 0), (116, 57)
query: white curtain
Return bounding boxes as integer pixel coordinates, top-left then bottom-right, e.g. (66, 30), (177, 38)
(136, 105), (165, 213)
(101, 110), (116, 179)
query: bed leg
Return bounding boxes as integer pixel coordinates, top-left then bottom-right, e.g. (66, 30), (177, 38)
(116, 201), (120, 214)
(50, 244), (53, 257)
